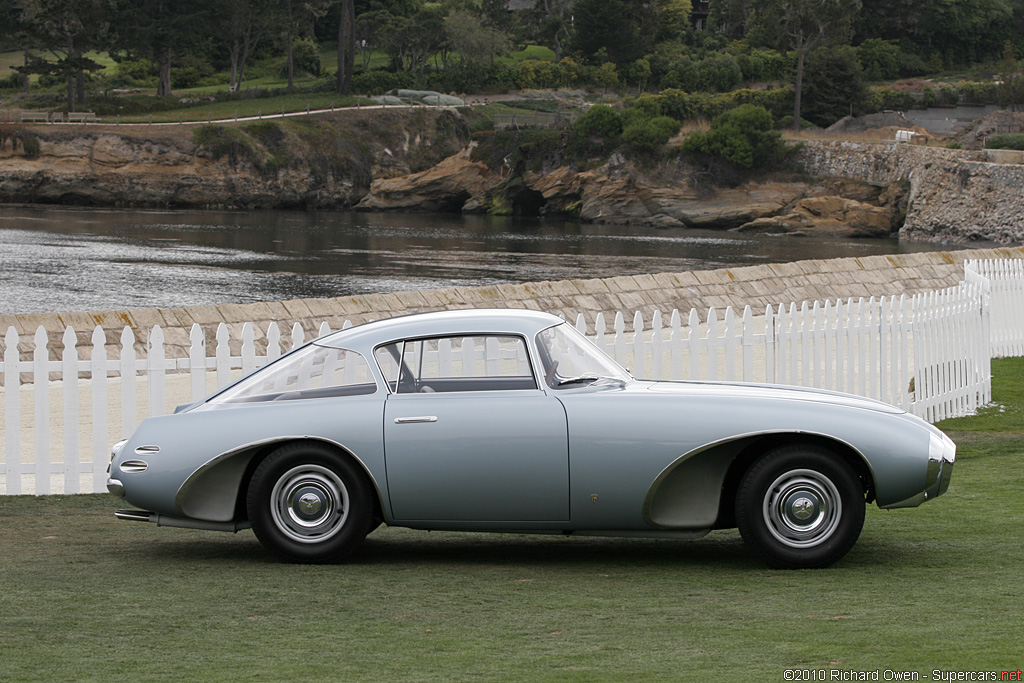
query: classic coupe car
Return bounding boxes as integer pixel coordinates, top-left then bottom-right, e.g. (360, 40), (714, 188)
(108, 309), (955, 568)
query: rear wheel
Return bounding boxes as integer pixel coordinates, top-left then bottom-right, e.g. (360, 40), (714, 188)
(247, 442), (374, 563)
(736, 446), (865, 569)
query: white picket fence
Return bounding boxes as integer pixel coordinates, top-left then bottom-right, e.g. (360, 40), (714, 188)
(965, 258), (1024, 357)
(1, 260), (1021, 496)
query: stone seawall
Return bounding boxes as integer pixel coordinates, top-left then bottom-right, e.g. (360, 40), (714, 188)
(3, 246), (1022, 362)
(799, 141), (1024, 244)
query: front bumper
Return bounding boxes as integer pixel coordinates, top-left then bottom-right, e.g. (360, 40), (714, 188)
(882, 431), (956, 509)
(925, 431), (957, 499)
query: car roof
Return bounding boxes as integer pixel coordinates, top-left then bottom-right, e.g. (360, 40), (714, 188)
(315, 308), (564, 349)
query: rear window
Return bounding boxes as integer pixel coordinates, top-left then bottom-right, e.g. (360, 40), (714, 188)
(210, 345), (377, 403)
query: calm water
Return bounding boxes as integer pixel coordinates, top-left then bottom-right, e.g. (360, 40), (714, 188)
(0, 206), (959, 315)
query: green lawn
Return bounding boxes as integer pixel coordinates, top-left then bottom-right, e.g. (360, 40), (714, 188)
(112, 93), (375, 124)
(2, 360), (1022, 680)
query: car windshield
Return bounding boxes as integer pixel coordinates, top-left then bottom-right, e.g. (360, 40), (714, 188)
(536, 323), (631, 389)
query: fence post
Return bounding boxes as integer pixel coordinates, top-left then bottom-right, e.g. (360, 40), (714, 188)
(631, 311), (645, 378)
(613, 313), (626, 369)
(215, 323), (231, 389)
(266, 322), (282, 365)
(90, 326), (109, 492)
(4, 327), (20, 494)
(741, 306), (753, 382)
(33, 327), (50, 495)
(119, 327), (136, 438)
(723, 307), (736, 381)
(595, 313), (607, 358)
(669, 310), (682, 381)
(651, 310), (663, 380)
(189, 324), (206, 402)
(62, 327), (79, 494)
(147, 326), (166, 417)
(688, 308), (701, 380)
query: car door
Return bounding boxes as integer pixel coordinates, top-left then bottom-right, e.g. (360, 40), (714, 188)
(379, 335), (569, 522)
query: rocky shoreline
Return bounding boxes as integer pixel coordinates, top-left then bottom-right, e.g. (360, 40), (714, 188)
(2, 108), (1022, 244)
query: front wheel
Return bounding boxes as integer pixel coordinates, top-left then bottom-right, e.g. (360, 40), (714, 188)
(736, 446), (865, 569)
(247, 442), (375, 563)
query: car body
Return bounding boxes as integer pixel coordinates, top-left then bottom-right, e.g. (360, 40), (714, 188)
(108, 309), (955, 568)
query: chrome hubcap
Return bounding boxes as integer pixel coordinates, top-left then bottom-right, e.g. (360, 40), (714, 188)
(763, 469), (841, 548)
(270, 465), (349, 544)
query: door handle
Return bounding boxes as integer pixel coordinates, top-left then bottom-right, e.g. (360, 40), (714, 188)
(394, 416), (438, 424)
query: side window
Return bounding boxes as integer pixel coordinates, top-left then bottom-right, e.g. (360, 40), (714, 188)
(212, 345), (376, 403)
(377, 336), (537, 394)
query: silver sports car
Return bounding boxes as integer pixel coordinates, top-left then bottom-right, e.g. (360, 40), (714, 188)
(108, 309), (955, 568)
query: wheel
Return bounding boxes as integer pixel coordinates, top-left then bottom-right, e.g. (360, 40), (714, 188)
(735, 445), (865, 569)
(247, 441), (375, 563)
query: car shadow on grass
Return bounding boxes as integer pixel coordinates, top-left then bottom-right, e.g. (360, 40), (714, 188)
(132, 527), (770, 570)
(126, 526), (933, 572)
(354, 529), (756, 568)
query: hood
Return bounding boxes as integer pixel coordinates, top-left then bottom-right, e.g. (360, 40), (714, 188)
(645, 380), (905, 415)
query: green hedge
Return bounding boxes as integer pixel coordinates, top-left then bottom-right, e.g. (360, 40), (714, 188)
(986, 134), (1024, 150)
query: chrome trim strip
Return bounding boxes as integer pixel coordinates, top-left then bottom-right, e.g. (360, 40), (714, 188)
(114, 508), (151, 522)
(120, 460), (149, 473)
(394, 416), (438, 424)
(114, 508), (251, 532)
(134, 445), (160, 455)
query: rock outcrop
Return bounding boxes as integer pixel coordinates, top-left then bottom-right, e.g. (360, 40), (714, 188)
(4, 108), (1023, 244)
(356, 145), (501, 212)
(356, 148), (895, 234)
(524, 163), (810, 228)
(798, 139), (1024, 243)
(0, 109), (468, 208)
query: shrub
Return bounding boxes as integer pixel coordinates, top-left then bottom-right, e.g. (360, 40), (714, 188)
(517, 59), (557, 89)
(0, 72), (27, 89)
(111, 58), (157, 86)
(173, 54), (218, 89)
(350, 70), (412, 95)
(680, 104), (787, 168)
(657, 88), (696, 121)
(856, 39), (901, 81)
(621, 94), (664, 127)
(192, 125), (256, 166)
(869, 87), (918, 113)
(573, 104), (623, 140)
(733, 46), (793, 83)
(985, 134), (1024, 150)
(958, 81), (1000, 105)
(18, 129), (40, 158)
(801, 46), (867, 127)
(622, 115), (681, 151)
(292, 38), (321, 78)
(695, 53), (743, 92)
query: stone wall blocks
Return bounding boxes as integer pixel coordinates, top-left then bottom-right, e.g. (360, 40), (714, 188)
(570, 278), (611, 295)
(280, 299), (314, 320)
(187, 305), (225, 325)
(631, 274), (659, 291)
(6, 246), (1024, 363)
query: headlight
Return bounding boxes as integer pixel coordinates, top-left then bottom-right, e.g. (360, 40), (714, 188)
(110, 439), (128, 460)
(928, 432), (956, 464)
(108, 439), (128, 474)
